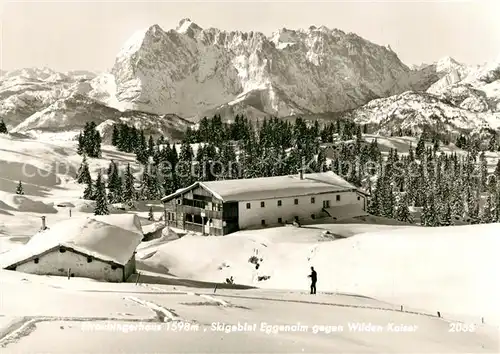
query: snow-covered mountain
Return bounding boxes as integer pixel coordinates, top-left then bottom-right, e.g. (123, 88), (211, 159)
(0, 68), (83, 127)
(111, 19), (419, 118)
(1, 18), (500, 137)
(9, 92), (191, 141)
(0, 68), (192, 139)
(349, 57), (500, 135)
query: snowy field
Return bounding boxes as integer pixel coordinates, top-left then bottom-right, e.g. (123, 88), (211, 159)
(1, 269), (498, 353)
(0, 133), (499, 352)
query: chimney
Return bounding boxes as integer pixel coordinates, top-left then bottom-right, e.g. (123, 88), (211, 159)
(41, 216), (46, 230)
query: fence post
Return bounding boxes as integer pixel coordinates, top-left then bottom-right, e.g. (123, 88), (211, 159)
(400, 305), (403, 312)
(214, 284), (218, 293)
(437, 311), (441, 318)
(67, 268), (71, 280)
(135, 272), (141, 285)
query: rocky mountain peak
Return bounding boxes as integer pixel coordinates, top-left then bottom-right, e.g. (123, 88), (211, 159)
(176, 18), (202, 37)
(109, 19), (417, 118)
(435, 56), (462, 73)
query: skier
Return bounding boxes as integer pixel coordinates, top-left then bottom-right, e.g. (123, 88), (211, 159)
(308, 266), (317, 294)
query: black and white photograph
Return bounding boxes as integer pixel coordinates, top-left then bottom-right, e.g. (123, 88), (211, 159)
(0, 0), (499, 352)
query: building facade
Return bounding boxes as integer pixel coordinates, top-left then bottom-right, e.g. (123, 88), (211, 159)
(162, 171), (368, 236)
(5, 245), (137, 282)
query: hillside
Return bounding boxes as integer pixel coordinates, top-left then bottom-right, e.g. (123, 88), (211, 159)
(0, 133), (498, 352)
(349, 57), (500, 135)
(1, 268), (497, 352)
(0, 70), (192, 139)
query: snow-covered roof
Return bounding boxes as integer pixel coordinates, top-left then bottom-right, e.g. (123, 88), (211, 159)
(162, 171), (360, 202)
(0, 214), (144, 268)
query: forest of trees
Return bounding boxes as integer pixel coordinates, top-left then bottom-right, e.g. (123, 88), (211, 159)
(76, 115), (500, 225)
(77, 122), (102, 158)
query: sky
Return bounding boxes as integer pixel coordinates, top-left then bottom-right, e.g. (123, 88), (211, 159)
(1, 0), (499, 73)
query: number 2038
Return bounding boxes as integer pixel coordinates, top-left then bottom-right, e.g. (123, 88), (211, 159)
(449, 322), (476, 332)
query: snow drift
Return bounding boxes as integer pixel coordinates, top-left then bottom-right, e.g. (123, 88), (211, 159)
(139, 223), (500, 324)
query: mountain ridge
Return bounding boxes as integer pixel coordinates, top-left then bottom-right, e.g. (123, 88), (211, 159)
(1, 19), (499, 137)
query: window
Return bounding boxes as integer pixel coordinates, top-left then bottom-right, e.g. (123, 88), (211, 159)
(294, 199), (299, 205)
(336, 195), (341, 201)
(323, 200), (330, 208)
(111, 265), (117, 270)
(261, 201), (265, 208)
(311, 197), (315, 204)
(278, 218), (282, 224)
(357, 196), (360, 200)
(277, 200), (282, 207)
(34, 258), (39, 264)
(59, 247), (66, 253)
(246, 203), (251, 209)
(311, 214), (315, 219)
(177, 199), (181, 204)
(261, 220), (266, 225)
(87, 257), (93, 263)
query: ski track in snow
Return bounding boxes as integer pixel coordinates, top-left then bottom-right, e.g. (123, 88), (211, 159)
(1, 284), (492, 348)
(125, 296), (180, 322)
(0, 315), (161, 348)
(139, 283), (229, 307)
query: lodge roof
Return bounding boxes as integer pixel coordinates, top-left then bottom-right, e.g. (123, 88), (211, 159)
(162, 171), (369, 203)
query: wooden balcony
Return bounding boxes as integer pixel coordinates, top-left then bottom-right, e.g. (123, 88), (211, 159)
(180, 205), (222, 219)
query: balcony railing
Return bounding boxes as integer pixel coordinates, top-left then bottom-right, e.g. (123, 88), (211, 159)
(180, 205), (222, 219)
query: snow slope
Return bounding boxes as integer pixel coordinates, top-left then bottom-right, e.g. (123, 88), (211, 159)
(0, 133), (153, 251)
(0, 134), (498, 352)
(139, 223), (500, 326)
(0, 268), (498, 353)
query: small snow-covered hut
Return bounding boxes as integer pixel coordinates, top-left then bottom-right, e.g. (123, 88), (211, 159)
(0, 214), (144, 282)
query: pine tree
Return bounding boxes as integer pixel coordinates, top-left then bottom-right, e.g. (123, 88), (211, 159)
(93, 171), (109, 215)
(76, 155), (91, 184)
(106, 160), (122, 203)
(480, 193), (495, 223)
(83, 178), (93, 200)
(147, 135), (155, 157)
(77, 132), (85, 155)
(139, 164), (161, 200)
(416, 135), (425, 160)
(122, 163), (136, 203)
(494, 189), (500, 222)
(177, 139), (195, 187)
(479, 151), (488, 192)
(78, 122), (102, 158)
(15, 180), (24, 195)
(396, 193), (413, 223)
(440, 201), (452, 226)
(489, 134), (497, 151)
(495, 159), (500, 181)
(425, 193), (440, 226)
(111, 124), (120, 146)
(0, 119), (8, 134)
